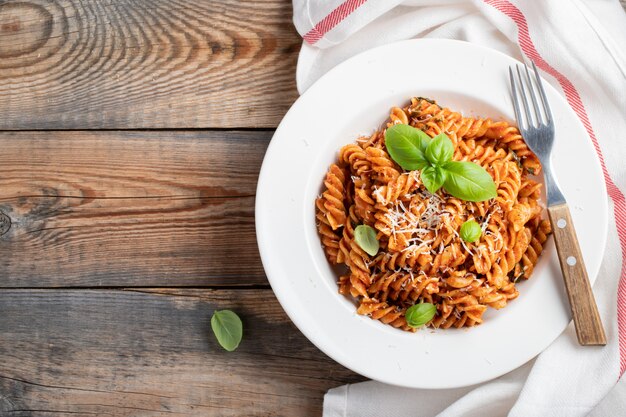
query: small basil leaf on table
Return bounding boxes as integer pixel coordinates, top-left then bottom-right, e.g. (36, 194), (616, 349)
(211, 310), (243, 351)
(405, 303), (437, 328)
(460, 220), (482, 243)
(442, 161), (497, 202)
(384, 124), (430, 170)
(420, 165), (447, 194)
(425, 133), (454, 166)
(354, 225), (379, 256)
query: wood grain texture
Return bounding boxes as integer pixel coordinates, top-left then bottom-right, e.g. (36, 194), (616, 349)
(0, 0), (300, 129)
(0, 130), (270, 287)
(0, 289), (364, 416)
(548, 204), (606, 346)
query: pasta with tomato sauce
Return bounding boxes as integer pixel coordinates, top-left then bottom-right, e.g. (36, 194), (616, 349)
(316, 98), (551, 331)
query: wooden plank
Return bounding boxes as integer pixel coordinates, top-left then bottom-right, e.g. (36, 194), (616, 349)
(0, 289), (364, 416)
(0, 131), (270, 287)
(0, 0), (300, 129)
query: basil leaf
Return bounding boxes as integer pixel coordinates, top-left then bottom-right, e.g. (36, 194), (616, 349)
(420, 165), (446, 194)
(460, 220), (482, 242)
(405, 303), (437, 328)
(354, 224), (379, 256)
(442, 161), (497, 202)
(425, 133), (454, 166)
(211, 310), (243, 351)
(384, 124), (430, 170)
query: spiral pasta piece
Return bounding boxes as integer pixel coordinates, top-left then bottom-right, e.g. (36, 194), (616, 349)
(485, 122), (542, 175)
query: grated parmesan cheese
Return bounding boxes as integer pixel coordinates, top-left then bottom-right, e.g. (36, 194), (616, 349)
(372, 186), (386, 205)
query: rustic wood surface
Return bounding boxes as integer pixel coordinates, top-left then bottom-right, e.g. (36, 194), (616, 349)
(0, 130), (268, 287)
(0, 0), (300, 129)
(0, 1), (365, 416)
(0, 289), (362, 416)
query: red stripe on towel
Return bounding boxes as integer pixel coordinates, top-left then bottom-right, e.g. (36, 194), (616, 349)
(303, 0), (368, 45)
(484, 0), (626, 375)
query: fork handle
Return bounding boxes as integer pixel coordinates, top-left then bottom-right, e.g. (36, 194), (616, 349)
(547, 204), (606, 346)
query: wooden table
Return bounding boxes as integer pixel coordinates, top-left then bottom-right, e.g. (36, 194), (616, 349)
(0, 1), (364, 415)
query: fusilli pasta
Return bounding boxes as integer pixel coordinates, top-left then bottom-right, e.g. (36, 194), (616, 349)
(316, 98), (552, 331)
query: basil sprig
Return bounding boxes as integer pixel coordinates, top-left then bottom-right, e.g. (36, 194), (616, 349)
(405, 303), (437, 328)
(385, 125), (497, 202)
(460, 220), (482, 243)
(354, 224), (379, 256)
(211, 310), (243, 351)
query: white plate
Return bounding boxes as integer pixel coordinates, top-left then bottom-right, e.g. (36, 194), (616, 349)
(255, 39), (608, 389)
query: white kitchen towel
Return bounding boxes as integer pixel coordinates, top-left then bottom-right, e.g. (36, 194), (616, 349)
(292, 0), (626, 416)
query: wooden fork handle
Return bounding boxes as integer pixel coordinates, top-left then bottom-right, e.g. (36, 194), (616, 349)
(548, 204), (606, 346)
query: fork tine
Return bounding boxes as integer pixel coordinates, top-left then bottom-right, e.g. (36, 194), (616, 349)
(515, 65), (534, 128)
(524, 64), (543, 125)
(509, 66), (525, 129)
(532, 61), (553, 123)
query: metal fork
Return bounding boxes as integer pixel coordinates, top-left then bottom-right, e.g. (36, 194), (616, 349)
(509, 63), (606, 346)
